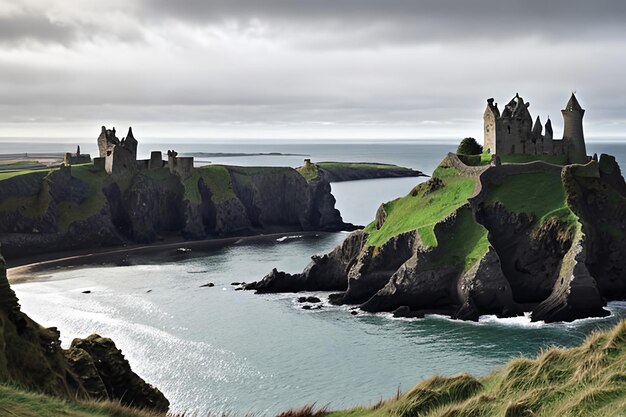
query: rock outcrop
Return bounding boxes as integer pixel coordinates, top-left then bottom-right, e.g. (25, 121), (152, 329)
(0, 245), (169, 412)
(66, 335), (169, 412)
(247, 154), (626, 323)
(0, 164), (355, 260)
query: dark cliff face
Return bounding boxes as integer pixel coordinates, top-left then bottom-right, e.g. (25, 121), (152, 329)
(247, 155), (626, 323)
(0, 165), (353, 259)
(0, 247), (168, 411)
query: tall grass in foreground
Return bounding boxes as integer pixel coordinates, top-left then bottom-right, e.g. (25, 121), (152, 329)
(3, 321), (626, 417)
(326, 320), (626, 417)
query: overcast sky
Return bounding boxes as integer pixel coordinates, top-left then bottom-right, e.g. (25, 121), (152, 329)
(1, 0), (625, 141)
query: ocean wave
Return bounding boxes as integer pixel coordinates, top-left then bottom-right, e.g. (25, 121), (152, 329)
(276, 235), (304, 242)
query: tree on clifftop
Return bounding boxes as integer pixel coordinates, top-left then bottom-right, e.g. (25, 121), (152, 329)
(457, 137), (483, 155)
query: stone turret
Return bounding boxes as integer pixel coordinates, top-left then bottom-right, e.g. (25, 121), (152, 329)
(122, 127), (138, 160)
(562, 93), (587, 164)
(101, 126), (138, 178)
(97, 126), (120, 158)
(544, 118), (553, 141)
(483, 98), (499, 154)
(532, 116), (543, 140)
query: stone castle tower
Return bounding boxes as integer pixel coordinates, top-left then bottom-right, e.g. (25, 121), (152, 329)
(483, 93), (588, 164)
(561, 94), (587, 164)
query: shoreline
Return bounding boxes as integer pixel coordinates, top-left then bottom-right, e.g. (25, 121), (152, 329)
(7, 231), (336, 284)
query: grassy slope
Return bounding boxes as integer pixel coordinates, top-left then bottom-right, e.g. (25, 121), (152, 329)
(430, 206), (490, 270)
(484, 171), (578, 229)
(0, 384), (166, 417)
(328, 320), (626, 417)
(297, 164), (319, 182)
(364, 166), (476, 248)
(174, 166), (232, 204)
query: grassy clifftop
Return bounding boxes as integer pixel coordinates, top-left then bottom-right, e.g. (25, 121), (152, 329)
(0, 384), (163, 417)
(327, 320), (626, 417)
(363, 166), (476, 248)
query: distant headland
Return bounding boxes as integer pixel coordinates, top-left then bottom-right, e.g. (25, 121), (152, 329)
(0, 127), (422, 264)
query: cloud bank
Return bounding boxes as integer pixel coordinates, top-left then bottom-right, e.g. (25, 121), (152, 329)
(0, 0), (625, 140)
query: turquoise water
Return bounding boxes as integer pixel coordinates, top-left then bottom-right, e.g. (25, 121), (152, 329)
(9, 140), (626, 415)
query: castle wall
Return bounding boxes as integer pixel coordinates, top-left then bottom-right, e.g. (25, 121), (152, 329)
(149, 151), (164, 169)
(495, 117), (531, 155)
(93, 157), (106, 171)
(63, 154), (91, 165)
(105, 147), (137, 178)
(168, 156), (194, 180)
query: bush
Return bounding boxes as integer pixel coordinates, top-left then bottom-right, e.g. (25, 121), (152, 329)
(457, 137), (483, 155)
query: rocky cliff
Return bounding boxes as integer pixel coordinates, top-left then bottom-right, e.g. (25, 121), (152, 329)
(247, 153), (626, 323)
(0, 164), (354, 260)
(0, 245), (169, 412)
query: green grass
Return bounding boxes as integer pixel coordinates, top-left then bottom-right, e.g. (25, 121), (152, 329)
(430, 206), (490, 270)
(0, 167), (57, 181)
(500, 154), (568, 165)
(183, 165), (237, 204)
(297, 163), (319, 182)
(297, 162), (411, 182)
(325, 320), (626, 417)
(485, 172), (578, 228)
(317, 162), (404, 170)
(457, 153), (492, 166)
(364, 166), (476, 247)
(0, 384), (168, 417)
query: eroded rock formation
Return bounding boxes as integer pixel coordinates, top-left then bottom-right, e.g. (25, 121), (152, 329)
(247, 154), (626, 323)
(0, 165), (354, 259)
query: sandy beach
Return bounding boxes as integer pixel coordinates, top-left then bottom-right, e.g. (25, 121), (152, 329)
(6, 231), (327, 283)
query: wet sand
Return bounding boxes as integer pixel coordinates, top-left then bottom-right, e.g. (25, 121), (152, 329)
(6, 231), (326, 283)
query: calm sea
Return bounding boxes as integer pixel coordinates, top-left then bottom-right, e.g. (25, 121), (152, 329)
(9, 139), (626, 415)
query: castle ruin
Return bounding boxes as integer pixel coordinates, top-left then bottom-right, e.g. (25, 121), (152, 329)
(483, 93), (588, 164)
(94, 126), (194, 179)
(63, 145), (91, 165)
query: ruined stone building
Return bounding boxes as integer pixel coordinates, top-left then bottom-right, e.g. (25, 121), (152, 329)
(483, 93), (588, 164)
(94, 126), (193, 179)
(63, 145), (91, 165)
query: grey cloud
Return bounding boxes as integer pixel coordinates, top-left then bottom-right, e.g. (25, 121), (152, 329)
(0, 14), (75, 46)
(143, 0), (626, 44)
